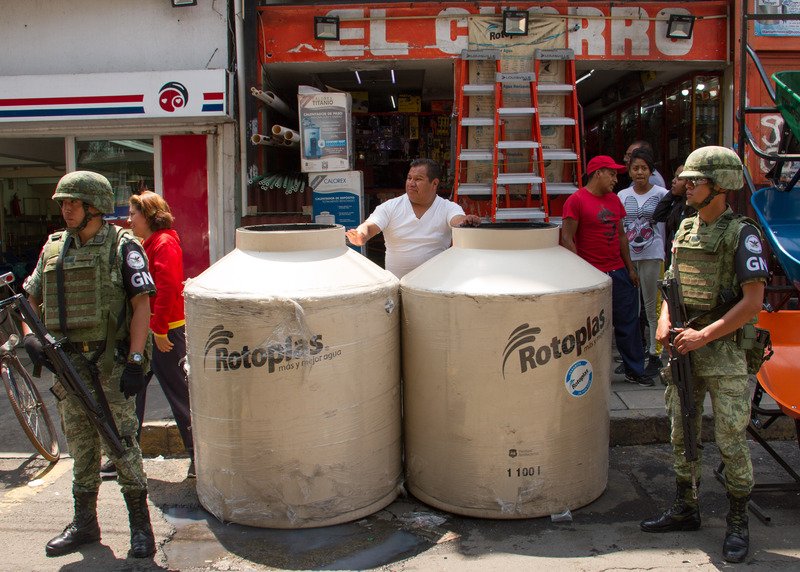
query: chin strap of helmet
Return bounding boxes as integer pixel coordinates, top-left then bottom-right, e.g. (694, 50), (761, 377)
(696, 183), (727, 210)
(75, 201), (102, 232)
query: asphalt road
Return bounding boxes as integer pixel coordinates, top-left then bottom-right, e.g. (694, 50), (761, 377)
(0, 442), (799, 571)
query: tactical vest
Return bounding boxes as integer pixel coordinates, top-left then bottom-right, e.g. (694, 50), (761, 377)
(40, 224), (130, 349)
(672, 209), (757, 322)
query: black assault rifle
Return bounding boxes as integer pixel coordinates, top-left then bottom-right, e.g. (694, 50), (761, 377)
(659, 275), (700, 499)
(0, 292), (129, 459)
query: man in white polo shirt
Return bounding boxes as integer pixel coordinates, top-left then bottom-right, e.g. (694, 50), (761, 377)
(346, 158), (481, 278)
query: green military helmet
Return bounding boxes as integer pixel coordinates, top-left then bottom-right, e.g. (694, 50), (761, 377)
(679, 146), (744, 191)
(52, 171), (115, 214)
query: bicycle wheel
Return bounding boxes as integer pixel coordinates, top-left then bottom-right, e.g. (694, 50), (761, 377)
(2, 356), (60, 462)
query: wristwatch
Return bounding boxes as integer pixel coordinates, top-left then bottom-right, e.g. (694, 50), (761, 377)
(128, 352), (144, 366)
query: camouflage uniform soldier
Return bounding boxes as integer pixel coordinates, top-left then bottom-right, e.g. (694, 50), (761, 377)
(640, 147), (768, 563)
(22, 171), (158, 558)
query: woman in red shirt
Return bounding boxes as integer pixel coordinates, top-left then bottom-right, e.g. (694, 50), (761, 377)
(124, 191), (194, 478)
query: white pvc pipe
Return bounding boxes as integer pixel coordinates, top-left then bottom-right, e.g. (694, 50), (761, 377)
(251, 134), (284, 147)
(251, 134), (299, 148)
(271, 124), (300, 141)
(251, 87), (294, 117)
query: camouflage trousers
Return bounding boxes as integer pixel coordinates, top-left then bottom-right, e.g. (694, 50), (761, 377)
(57, 357), (147, 494)
(665, 373), (753, 496)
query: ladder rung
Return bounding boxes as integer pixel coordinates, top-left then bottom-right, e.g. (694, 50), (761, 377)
(463, 84), (495, 95)
(542, 150), (578, 160)
(544, 183), (579, 195)
(498, 107), (536, 116)
(540, 117), (576, 126)
(456, 184), (492, 196)
(538, 84), (574, 94)
(534, 48), (575, 61)
(461, 49), (500, 60)
(460, 149), (495, 161)
(495, 208), (547, 221)
(497, 173), (543, 185)
(496, 72), (536, 83)
(498, 140), (539, 150)
(462, 117), (495, 127)
(549, 216), (563, 226)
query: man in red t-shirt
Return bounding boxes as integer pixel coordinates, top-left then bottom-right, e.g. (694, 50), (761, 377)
(561, 155), (652, 386)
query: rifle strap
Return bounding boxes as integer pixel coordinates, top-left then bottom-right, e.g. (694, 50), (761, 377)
(685, 297), (740, 329)
(75, 349), (132, 449)
(97, 225), (125, 377)
(55, 234), (73, 336)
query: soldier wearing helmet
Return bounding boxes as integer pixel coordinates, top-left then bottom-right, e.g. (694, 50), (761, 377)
(21, 171), (158, 559)
(640, 147), (768, 563)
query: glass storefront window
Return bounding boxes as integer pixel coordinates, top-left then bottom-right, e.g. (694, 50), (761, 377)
(695, 76), (721, 148)
(75, 139), (155, 219)
(640, 90), (665, 172)
(619, 103), (639, 155)
(665, 80), (693, 174)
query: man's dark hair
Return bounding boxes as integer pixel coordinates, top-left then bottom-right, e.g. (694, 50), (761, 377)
(631, 140), (654, 154)
(629, 148), (655, 172)
(410, 158), (441, 182)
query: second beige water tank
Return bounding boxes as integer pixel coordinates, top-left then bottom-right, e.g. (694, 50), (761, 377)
(401, 223), (613, 518)
(184, 224), (401, 528)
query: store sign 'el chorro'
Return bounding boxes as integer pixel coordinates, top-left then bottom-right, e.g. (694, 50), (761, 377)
(259, 3), (728, 63)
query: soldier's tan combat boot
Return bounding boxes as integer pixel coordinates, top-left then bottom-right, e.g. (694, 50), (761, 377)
(124, 490), (156, 558)
(640, 481), (701, 532)
(45, 490), (101, 556)
(723, 493), (750, 563)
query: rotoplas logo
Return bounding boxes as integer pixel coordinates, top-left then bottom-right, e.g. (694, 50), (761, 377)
(203, 324), (323, 373)
(501, 310), (606, 378)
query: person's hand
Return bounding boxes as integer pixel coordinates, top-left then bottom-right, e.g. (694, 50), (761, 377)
(345, 228), (368, 246)
(628, 267), (640, 288)
(119, 363), (145, 398)
(154, 334), (174, 353)
(673, 328), (708, 354)
(656, 318), (672, 354)
(460, 214), (482, 227)
(23, 333), (55, 373)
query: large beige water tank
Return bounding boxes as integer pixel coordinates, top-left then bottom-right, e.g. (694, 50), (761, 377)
(401, 223), (612, 518)
(183, 224), (402, 528)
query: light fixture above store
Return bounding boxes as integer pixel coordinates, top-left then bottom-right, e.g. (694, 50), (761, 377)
(314, 16), (340, 41)
(354, 70), (362, 85)
(665, 14), (695, 40)
(171, 0), (197, 6)
(696, 83), (706, 91)
(390, 95), (397, 110)
(390, 69), (396, 84)
(502, 10), (529, 36)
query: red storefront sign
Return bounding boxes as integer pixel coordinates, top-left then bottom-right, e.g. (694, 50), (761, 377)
(258, 1), (729, 64)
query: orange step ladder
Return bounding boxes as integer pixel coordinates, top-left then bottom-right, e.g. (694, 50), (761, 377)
(453, 48), (582, 223)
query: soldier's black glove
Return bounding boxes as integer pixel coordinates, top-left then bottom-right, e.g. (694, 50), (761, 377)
(120, 363), (145, 398)
(23, 333), (55, 373)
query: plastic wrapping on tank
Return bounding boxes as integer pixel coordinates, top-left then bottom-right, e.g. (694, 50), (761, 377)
(184, 224), (402, 528)
(401, 223), (613, 519)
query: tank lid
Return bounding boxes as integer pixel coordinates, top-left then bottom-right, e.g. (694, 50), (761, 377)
(236, 224), (345, 252)
(453, 222), (559, 250)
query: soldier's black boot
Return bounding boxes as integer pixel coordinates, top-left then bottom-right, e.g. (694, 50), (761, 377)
(123, 490), (156, 558)
(723, 494), (750, 563)
(640, 481), (701, 532)
(45, 490), (101, 556)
